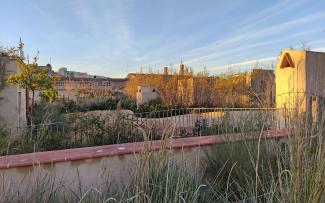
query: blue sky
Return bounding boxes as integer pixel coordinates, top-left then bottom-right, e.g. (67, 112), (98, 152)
(0, 0), (324, 77)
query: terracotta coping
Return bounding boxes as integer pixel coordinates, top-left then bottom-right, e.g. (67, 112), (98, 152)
(0, 129), (288, 170)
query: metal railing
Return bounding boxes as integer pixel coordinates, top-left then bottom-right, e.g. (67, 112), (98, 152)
(0, 108), (279, 155)
(6, 108), (278, 137)
(133, 107), (277, 135)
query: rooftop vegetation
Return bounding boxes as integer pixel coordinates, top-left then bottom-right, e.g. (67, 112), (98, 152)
(0, 109), (324, 202)
(0, 99), (274, 156)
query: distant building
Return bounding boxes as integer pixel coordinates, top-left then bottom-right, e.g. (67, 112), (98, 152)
(54, 77), (127, 101)
(248, 69), (275, 107)
(177, 77), (195, 106)
(57, 67), (104, 79)
(38, 64), (53, 72)
(0, 56), (27, 127)
(276, 50), (325, 117)
(128, 64), (275, 107)
(136, 86), (158, 105)
(58, 67), (73, 78)
(177, 76), (215, 106)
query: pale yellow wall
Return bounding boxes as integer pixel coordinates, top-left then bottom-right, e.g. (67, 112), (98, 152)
(0, 58), (27, 127)
(276, 50), (307, 112)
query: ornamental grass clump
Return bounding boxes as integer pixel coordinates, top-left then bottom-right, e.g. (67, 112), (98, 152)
(203, 110), (325, 202)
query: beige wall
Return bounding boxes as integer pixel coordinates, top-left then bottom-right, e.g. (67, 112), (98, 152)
(276, 50), (325, 114)
(0, 145), (209, 199)
(136, 86), (158, 105)
(0, 137), (286, 200)
(0, 57), (27, 127)
(276, 50), (307, 112)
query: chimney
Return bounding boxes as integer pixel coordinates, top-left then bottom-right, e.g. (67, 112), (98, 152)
(163, 67), (168, 75)
(179, 63), (185, 75)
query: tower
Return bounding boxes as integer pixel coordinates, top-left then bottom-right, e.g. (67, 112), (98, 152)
(163, 67), (168, 75)
(179, 63), (185, 75)
(17, 38), (25, 60)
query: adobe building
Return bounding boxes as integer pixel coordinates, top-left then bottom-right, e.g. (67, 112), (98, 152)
(276, 50), (325, 117)
(0, 56), (27, 127)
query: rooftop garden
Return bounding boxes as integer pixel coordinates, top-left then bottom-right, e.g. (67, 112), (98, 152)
(0, 98), (275, 156)
(1, 110), (324, 202)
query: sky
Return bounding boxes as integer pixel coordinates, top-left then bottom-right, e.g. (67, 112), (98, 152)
(0, 0), (324, 77)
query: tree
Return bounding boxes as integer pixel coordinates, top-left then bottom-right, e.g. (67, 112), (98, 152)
(7, 59), (57, 124)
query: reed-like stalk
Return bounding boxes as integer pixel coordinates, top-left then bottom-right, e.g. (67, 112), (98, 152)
(1, 108), (324, 202)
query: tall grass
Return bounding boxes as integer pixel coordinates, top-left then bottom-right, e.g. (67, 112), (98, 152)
(283, 112), (325, 202)
(0, 130), (205, 202)
(127, 133), (205, 203)
(203, 137), (284, 202)
(203, 110), (325, 202)
(1, 109), (324, 202)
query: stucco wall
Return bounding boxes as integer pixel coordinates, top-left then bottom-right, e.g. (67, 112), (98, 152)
(0, 145), (210, 199)
(0, 58), (27, 127)
(276, 50), (307, 112)
(0, 131), (286, 202)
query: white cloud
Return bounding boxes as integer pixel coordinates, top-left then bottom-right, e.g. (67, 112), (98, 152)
(314, 47), (325, 52)
(132, 3), (324, 73)
(208, 56), (278, 71)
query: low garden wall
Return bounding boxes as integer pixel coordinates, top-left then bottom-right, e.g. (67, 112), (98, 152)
(0, 129), (287, 199)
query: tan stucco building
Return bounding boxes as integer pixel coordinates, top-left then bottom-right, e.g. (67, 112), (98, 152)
(0, 56), (27, 127)
(276, 50), (325, 115)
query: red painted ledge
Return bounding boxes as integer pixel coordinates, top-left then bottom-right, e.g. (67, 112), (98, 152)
(0, 129), (288, 170)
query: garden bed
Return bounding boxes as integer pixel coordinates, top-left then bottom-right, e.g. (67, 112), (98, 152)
(0, 129), (287, 169)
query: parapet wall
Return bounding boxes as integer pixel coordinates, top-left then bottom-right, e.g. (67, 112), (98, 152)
(0, 130), (287, 199)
